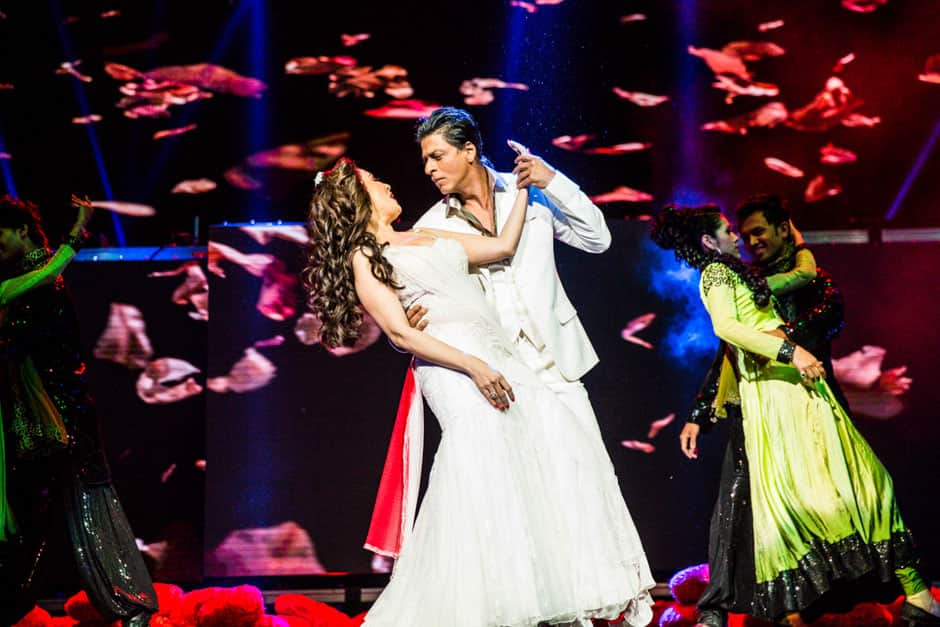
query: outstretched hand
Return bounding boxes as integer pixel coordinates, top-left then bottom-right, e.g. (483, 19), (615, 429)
(69, 194), (95, 231)
(512, 154), (555, 189)
(679, 422), (700, 459)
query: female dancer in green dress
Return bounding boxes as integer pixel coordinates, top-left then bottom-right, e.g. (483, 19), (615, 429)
(650, 204), (938, 627)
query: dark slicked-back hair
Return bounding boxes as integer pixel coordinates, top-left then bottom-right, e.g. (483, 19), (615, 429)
(0, 195), (49, 249)
(415, 107), (492, 167)
(736, 193), (790, 228)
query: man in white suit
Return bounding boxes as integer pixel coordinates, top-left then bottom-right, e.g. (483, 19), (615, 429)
(410, 107), (610, 435)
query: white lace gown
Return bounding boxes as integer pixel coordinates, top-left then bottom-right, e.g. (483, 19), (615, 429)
(363, 239), (654, 627)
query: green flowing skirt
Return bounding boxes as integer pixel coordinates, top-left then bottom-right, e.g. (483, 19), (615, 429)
(740, 365), (915, 616)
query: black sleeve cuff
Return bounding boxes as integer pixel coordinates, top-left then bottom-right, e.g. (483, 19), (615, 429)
(777, 339), (796, 364)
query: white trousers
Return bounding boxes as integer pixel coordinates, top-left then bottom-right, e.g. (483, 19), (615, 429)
(512, 334), (612, 482)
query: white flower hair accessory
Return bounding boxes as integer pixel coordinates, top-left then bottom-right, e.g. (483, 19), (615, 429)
(314, 171), (325, 187)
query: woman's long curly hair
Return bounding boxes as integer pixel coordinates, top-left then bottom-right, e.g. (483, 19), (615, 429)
(302, 158), (400, 348)
(650, 203), (771, 307)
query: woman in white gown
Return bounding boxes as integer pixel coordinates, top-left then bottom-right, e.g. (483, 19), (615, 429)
(303, 157), (654, 627)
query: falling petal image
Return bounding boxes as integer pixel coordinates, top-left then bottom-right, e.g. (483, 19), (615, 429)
(721, 41), (786, 62)
(833, 346), (912, 419)
(647, 413), (675, 439)
(711, 75), (780, 102)
(294, 311), (382, 356)
(224, 166), (263, 190)
(153, 124), (198, 140)
(208, 522), (326, 576)
(621, 313), (656, 349)
(619, 13), (647, 24)
(786, 76), (863, 132)
(239, 225), (310, 246)
(584, 142), (653, 155)
(701, 101), (788, 134)
(329, 64), (413, 99)
(372, 554), (394, 574)
(161, 463), (177, 484)
(612, 88), (670, 107)
(326, 313), (382, 356)
(591, 185), (653, 203)
(245, 132), (349, 172)
(171, 178), (217, 194)
(145, 63), (267, 98)
(195, 459), (207, 471)
(341, 33), (371, 47)
(918, 54), (940, 84)
(819, 143), (858, 164)
(257, 258), (298, 321)
(285, 55), (357, 75)
(105, 62), (145, 81)
(137, 357), (204, 404)
(552, 134), (595, 151)
(833, 53), (856, 73)
(101, 9), (121, 18)
(72, 114), (102, 124)
(510, 1), (537, 13)
(94, 303), (154, 369)
(364, 99), (441, 119)
(621, 440), (656, 454)
(294, 313), (323, 346)
(206, 347), (277, 393)
(460, 77), (528, 106)
(764, 157), (805, 178)
(56, 61), (93, 83)
(148, 262), (209, 321)
(688, 46), (751, 80)
(804, 174), (843, 202)
(207, 240), (274, 278)
(758, 19), (784, 32)
(91, 200), (157, 216)
(840, 113), (881, 127)
(833, 345), (890, 388)
(0, 83), (13, 90)
(0, 153), (10, 159)
(123, 104), (171, 119)
(254, 336), (285, 349)
(841, 0), (888, 13)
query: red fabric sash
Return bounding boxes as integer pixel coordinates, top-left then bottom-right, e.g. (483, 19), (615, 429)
(364, 362), (424, 558)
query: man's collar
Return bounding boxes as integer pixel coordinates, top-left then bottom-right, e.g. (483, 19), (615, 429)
(444, 166), (508, 214)
(757, 240), (798, 276)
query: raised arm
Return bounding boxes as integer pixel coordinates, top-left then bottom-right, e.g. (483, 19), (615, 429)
(512, 154), (610, 253)
(766, 247), (817, 295)
(0, 194), (93, 307)
(417, 186), (529, 266)
(352, 250), (514, 410)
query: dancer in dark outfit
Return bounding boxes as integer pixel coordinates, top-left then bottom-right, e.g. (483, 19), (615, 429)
(0, 195), (157, 627)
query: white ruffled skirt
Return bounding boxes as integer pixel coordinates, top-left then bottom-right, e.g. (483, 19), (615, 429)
(362, 362), (655, 627)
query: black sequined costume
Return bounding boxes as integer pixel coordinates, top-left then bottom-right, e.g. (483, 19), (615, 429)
(0, 248), (157, 626)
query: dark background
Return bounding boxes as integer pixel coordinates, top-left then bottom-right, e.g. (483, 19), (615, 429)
(0, 0), (938, 248)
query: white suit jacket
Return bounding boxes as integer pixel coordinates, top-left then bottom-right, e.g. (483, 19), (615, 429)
(413, 166), (610, 382)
